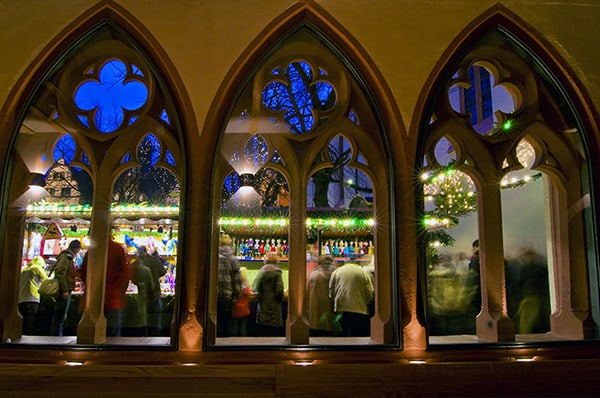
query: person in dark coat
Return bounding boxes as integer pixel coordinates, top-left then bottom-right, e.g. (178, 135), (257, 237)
(136, 245), (166, 336)
(217, 234), (241, 337)
(50, 240), (82, 336)
(253, 253), (284, 336)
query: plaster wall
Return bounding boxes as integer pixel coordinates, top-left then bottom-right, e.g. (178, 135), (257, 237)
(0, 0), (598, 144)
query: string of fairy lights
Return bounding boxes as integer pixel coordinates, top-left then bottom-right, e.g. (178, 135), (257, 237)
(421, 138), (542, 247)
(26, 201), (375, 233)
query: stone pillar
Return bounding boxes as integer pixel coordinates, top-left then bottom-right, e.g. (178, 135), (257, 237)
(475, 180), (514, 342)
(286, 178), (309, 344)
(0, 207), (27, 342)
(547, 177), (590, 338)
(77, 182), (111, 344)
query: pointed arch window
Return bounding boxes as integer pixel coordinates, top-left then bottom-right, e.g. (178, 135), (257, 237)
(419, 27), (598, 345)
(2, 24), (184, 347)
(209, 27), (396, 347)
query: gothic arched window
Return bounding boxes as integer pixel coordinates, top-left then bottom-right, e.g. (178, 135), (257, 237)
(4, 23), (184, 346)
(209, 27), (396, 347)
(419, 28), (598, 345)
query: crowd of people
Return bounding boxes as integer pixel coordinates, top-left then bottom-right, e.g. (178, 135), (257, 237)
(427, 238), (552, 336)
(216, 234), (375, 338)
(18, 234), (171, 338)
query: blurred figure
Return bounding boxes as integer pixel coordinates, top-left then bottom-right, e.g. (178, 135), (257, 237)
(253, 253), (284, 336)
(131, 248), (157, 336)
(515, 249), (550, 334)
(137, 246), (166, 336)
(18, 256), (48, 335)
(217, 234), (241, 337)
(230, 267), (252, 336)
(306, 255), (336, 336)
(329, 261), (374, 337)
(51, 239), (82, 336)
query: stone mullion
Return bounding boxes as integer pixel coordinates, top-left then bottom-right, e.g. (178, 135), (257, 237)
(285, 174), (310, 345)
(77, 174), (112, 344)
(475, 179), (515, 342)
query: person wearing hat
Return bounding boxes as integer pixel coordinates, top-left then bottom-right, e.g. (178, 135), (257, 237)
(50, 239), (82, 336)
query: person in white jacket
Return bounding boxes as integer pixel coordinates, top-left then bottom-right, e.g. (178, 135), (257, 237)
(329, 261), (374, 336)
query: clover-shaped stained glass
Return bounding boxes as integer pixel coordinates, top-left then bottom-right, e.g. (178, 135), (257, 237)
(262, 60), (335, 135)
(74, 59), (148, 133)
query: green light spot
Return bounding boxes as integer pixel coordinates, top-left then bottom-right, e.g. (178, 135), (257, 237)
(502, 120), (512, 130)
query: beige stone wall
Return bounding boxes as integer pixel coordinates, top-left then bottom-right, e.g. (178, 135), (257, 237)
(0, 0), (598, 143)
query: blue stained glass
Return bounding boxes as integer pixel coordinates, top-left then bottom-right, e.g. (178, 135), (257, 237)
(132, 64), (144, 77)
(81, 152), (90, 166)
(223, 172), (241, 202)
(245, 134), (268, 166)
(138, 134), (161, 167)
(262, 61), (335, 135)
(128, 115), (139, 125)
(77, 115), (89, 128)
(54, 134), (76, 164)
(74, 59), (148, 133)
(41, 154), (47, 162)
(314, 81), (335, 108)
(348, 109), (359, 124)
(271, 150), (283, 165)
(160, 109), (171, 125)
(122, 152), (131, 164)
(166, 149), (176, 166)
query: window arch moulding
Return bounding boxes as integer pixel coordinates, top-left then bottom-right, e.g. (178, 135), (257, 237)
(416, 7), (599, 346)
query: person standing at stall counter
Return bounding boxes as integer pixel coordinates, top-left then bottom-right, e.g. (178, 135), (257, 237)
(253, 253), (285, 336)
(306, 255), (336, 336)
(217, 234), (241, 337)
(18, 256), (49, 335)
(328, 260), (374, 337)
(136, 245), (166, 336)
(51, 239), (82, 336)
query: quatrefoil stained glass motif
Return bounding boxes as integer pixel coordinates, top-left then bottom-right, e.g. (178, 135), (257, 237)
(74, 59), (148, 133)
(262, 60), (335, 135)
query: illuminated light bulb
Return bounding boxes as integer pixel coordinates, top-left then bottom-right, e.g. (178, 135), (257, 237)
(503, 120), (512, 130)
